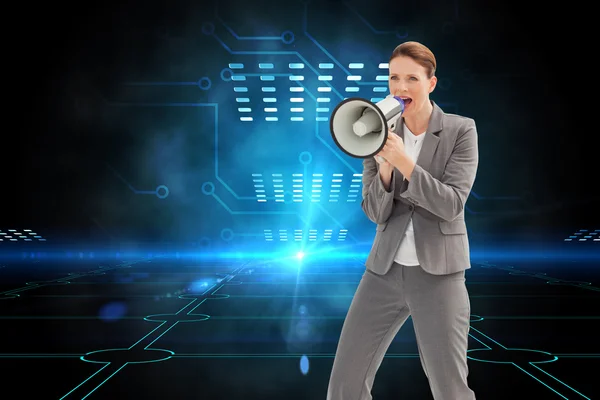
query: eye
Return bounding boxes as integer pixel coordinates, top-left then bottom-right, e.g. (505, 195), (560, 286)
(409, 77), (418, 81)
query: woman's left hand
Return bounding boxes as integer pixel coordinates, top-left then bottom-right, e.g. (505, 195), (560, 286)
(377, 130), (406, 165)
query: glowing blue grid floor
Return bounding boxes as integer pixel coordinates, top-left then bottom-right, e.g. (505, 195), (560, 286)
(0, 257), (597, 399)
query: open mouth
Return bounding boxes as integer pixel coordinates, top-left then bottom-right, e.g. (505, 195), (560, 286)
(399, 97), (412, 108)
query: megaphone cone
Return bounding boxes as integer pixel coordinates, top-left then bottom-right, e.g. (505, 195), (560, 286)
(330, 95), (405, 159)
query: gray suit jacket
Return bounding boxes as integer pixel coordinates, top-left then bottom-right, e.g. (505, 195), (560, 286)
(362, 101), (479, 276)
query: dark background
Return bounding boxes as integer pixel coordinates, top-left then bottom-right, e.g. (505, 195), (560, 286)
(1, 2), (598, 399)
(4, 0), (598, 250)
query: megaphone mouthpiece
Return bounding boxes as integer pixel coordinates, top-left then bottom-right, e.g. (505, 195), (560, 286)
(352, 109), (381, 137)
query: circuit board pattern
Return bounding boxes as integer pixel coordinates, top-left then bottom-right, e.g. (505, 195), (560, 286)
(0, 256), (597, 398)
(0, 229), (46, 242)
(96, 0), (535, 248)
(565, 229), (600, 242)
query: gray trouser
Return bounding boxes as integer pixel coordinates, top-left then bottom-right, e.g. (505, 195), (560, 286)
(327, 262), (475, 400)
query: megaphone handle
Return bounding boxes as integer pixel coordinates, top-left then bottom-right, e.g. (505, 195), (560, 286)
(375, 155), (386, 164)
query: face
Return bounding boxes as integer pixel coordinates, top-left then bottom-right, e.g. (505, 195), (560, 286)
(388, 56), (437, 117)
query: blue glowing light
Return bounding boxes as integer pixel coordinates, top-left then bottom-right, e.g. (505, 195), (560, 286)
(300, 355), (310, 375)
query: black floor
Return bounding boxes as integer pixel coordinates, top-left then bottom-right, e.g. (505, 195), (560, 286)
(0, 255), (598, 399)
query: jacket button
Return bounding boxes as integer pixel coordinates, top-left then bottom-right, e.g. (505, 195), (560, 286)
(408, 205), (414, 211)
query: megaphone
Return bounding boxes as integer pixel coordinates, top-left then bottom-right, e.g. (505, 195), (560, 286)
(330, 94), (405, 163)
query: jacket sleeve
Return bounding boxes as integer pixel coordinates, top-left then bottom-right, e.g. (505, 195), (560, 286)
(361, 157), (397, 224)
(399, 119), (479, 221)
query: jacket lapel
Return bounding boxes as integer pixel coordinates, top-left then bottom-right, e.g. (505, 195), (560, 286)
(415, 101), (443, 172)
(392, 118), (406, 188)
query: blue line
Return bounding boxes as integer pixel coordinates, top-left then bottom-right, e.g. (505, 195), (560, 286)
(233, 76), (358, 206)
(144, 323), (180, 348)
(302, 30), (350, 76)
(314, 116), (358, 173)
(284, 80), (360, 176)
(104, 107), (506, 215)
(238, 73), (292, 77)
(215, 4), (282, 41)
(81, 364), (128, 400)
(212, 193), (302, 217)
(59, 364), (110, 399)
(314, 202), (359, 243)
(210, 104), (282, 202)
(302, 2), (387, 86)
(122, 82), (197, 86)
(290, 78), (318, 101)
(343, 2), (396, 35)
(470, 191), (521, 200)
(552, 354), (600, 358)
(108, 103), (215, 107)
(208, 103), (262, 201)
(210, 40), (364, 185)
(234, 77), (359, 216)
(105, 163), (156, 195)
(513, 364), (568, 400)
(106, 102), (246, 200)
(469, 326), (507, 349)
(211, 34), (345, 100)
(128, 323), (166, 349)
(467, 333), (491, 349)
(105, 101), (311, 225)
(530, 363), (591, 399)
(465, 205), (483, 215)
(225, 72), (357, 179)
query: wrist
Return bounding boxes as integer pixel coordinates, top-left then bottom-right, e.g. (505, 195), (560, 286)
(378, 162), (394, 191)
(393, 152), (415, 179)
(379, 162), (393, 176)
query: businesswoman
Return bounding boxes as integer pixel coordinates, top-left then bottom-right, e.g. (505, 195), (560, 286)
(327, 41), (479, 400)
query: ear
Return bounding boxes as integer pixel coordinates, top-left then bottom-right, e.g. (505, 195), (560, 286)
(428, 76), (437, 93)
